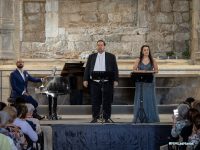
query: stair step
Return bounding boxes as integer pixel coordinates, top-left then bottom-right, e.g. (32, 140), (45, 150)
(37, 104), (177, 115)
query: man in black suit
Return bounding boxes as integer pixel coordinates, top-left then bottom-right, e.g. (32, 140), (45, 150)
(83, 40), (119, 123)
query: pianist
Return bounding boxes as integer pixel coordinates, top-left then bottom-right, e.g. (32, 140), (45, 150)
(9, 59), (44, 120)
(83, 40), (119, 123)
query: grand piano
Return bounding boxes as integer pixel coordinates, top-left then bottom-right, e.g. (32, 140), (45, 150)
(61, 62), (85, 105)
(37, 62), (84, 119)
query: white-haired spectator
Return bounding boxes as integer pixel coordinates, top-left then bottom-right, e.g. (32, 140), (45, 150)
(171, 104), (191, 138)
(26, 103), (42, 134)
(13, 104), (38, 142)
(3, 106), (28, 150)
(0, 111), (18, 150)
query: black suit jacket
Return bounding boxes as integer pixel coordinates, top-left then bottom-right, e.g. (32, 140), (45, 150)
(83, 52), (119, 82)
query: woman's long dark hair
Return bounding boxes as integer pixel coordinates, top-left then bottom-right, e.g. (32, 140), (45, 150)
(139, 45), (154, 66)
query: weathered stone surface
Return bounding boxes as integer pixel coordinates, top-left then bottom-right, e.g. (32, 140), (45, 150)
(24, 2), (40, 13)
(80, 2), (97, 12)
(174, 33), (190, 42)
(156, 13), (173, 24)
(174, 12), (183, 23)
(161, 0), (172, 12)
(17, 0), (193, 60)
(105, 34), (121, 42)
(121, 35), (145, 42)
(98, 2), (117, 13)
(68, 34), (92, 42)
(82, 13), (97, 22)
(182, 12), (190, 22)
(108, 13), (121, 23)
(46, 0), (58, 12)
(173, 1), (189, 12)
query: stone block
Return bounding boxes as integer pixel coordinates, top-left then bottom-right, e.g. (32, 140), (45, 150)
(156, 13), (173, 24)
(147, 32), (164, 41)
(105, 34), (121, 42)
(164, 35), (173, 42)
(161, 0), (172, 12)
(108, 13), (121, 23)
(98, 2), (117, 13)
(160, 24), (177, 32)
(24, 2), (40, 13)
(59, 1), (80, 14)
(106, 42), (123, 53)
(58, 28), (65, 35)
(173, 1), (189, 12)
(99, 13), (108, 23)
(182, 12), (190, 22)
(45, 13), (58, 38)
(121, 12), (134, 23)
(68, 13), (82, 22)
(67, 42), (75, 51)
(68, 34), (92, 42)
(174, 33), (190, 42)
(74, 41), (90, 51)
(82, 13), (97, 22)
(174, 12), (183, 23)
(92, 35), (105, 42)
(21, 42), (32, 52)
(138, 11), (148, 27)
(121, 35), (145, 42)
(46, 0), (58, 12)
(80, 2), (97, 12)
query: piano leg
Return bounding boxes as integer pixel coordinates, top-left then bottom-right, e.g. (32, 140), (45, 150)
(47, 95), (52, 120)
(47, 95), (58, 120)
(52, 97), (58, 120)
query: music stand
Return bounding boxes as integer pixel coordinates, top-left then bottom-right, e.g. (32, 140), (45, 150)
(91, 71), (114, 124)
(131, 71), (154, 123)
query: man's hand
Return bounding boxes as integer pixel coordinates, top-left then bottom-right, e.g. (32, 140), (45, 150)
(83, 81), (88, 88)
(23, 92), (29, 96)
(114, 81), (118, 87)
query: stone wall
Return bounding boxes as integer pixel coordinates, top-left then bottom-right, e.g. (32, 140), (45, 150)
(20, 0), (191, 59)
(0, 0), (17, 60)
(23, 0), (45, 42)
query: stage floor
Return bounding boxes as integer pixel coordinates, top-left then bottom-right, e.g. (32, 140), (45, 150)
(40, 114), (172, 125)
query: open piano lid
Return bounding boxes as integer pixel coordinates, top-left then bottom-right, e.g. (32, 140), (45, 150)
(61, 62), (85, 76)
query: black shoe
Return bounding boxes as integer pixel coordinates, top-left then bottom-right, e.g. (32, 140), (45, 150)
(47, 115), (53, 120)
(105, 119), (114, 123)
(52, 114), (58, 120)
(90, 118), (97, 123)
(33, 113), (45, 120)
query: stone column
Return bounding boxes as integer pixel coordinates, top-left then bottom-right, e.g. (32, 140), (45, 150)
(0, 0), (16, 59)
(191, 0), (200, 64)
(45, 0), (58, 38)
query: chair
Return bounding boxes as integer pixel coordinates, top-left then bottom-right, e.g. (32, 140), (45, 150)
(7, 97), (16, 106)
(195, 142), (200, 150)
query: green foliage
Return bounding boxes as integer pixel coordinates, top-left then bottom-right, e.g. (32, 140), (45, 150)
(182, 49), (190, 59)
(182, 41), (190, 59)
(166, 51), (175, 57)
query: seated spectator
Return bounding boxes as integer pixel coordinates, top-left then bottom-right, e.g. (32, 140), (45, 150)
(26, 103), (42, 134)
(3, 106), (28, 149)
(192, 100), (200, 112)
(0, 111), (18, 150)
(0, 133), (12, 150)
(13, 104), (38, 142)
(182, 97), (195, 108)
(0, 133), (17, 150)
(0, 102), (7, 111)
(171, 104), (190, 138)
(188, 114), (200, 150)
